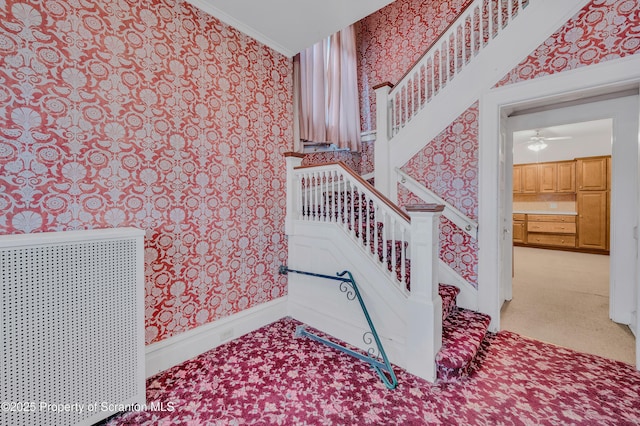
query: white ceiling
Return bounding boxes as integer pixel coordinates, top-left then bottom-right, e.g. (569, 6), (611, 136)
(513, 119), (613, 164)
(185, 0), (396, 57)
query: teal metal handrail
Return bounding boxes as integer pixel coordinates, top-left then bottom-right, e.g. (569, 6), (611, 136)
(279, 265), (398, 390)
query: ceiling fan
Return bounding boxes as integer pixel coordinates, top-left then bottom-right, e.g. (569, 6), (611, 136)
(525, 130), (572, 152)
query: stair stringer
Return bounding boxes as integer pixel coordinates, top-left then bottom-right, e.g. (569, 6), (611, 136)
(381, 0), (591, 186)
(287, 221), (411, 371)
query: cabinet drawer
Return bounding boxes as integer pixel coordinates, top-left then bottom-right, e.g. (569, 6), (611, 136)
(527, 214), (575, 223)
(527, 234), (576, 247)
(513, 214), (526, 221)
(527, 222), (576, 234)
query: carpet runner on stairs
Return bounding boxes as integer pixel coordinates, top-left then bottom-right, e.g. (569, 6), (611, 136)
(312, 190), (492, 383)
(437, 284), (492, 383)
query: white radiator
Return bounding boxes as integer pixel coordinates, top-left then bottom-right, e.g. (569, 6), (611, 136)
(1, 228), (146, 426)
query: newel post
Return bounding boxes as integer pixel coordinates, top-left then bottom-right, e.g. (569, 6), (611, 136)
(374, 82), (393, 199)
(284, 152), (304, 235)
(405, 204), (444, 382)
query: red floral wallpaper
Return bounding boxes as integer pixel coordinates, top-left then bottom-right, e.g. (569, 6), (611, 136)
(356, 0), (473, 132)
(360, 140), (375, 175)
(398, 102), (479, 287)
(401, 102), (479, 220)
(497, 0), (640, 86)
(301, 150), (361, 173)
(398, 186), (478, 287)
(0, 0), (293, 344)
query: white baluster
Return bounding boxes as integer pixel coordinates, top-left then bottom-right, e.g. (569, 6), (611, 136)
(381, 212), (388, 271)
(297, 173), (303, 220)
(304, 173), (311, 220)
(402, 87), (407, 128)
(312, 171), (317, 221)
(365, 195), (371, 253)
(322, 170), (327, 222)
(390, 217), (397, 283)
(350, 183), (356, 238)
(330, 169), (336, 223)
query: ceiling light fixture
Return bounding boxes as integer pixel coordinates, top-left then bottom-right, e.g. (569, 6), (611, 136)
(527, 141), (547, 152)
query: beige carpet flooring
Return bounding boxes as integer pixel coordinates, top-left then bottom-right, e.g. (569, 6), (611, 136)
(501, 246), (636, 365)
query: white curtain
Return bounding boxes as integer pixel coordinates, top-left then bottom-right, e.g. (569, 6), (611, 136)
(295, 25), (361, 152)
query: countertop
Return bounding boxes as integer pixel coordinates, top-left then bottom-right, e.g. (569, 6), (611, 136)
(513, 210), (577, 215)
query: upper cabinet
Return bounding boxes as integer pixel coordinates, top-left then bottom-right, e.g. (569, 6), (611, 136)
(576, 156), (608, 191)
(514, 160), (576, 194)
(537, 163), (556, 193)
(556, 161), (576, 193)
(513, 164), (538, 193)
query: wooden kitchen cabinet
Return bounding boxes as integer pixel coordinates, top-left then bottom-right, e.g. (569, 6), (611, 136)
(577, 191), (608, 250)
(514, 164), (538, 193)
(556, 161), (576, 193)
(526, 214), (576, 248)
(515, 161), (576, 194)
(513, 166), (522, 193)
(538, 163), (556, 193)
(513, 156), (609, 253)
(576, 156), (608, 191)
(513, 214), (526, 243)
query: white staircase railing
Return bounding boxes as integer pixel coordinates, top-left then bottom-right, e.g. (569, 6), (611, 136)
(387, 0), (530, 139)
(285, 153), (446, 381)
(374, 0), (590, 199)
(290, 159), (413, 294)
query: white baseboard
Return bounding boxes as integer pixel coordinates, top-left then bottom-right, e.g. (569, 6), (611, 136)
(145, 297), (288, 377)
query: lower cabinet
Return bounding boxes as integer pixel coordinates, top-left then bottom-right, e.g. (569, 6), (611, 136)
(513, 214), (577, 249)
(513, 214), (526, 243)
(526, 233), (576, 248)
(526, 214), (576, 248)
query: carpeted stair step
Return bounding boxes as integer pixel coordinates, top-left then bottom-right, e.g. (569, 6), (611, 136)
(439, 284), (460, 321)
(436, 307), (491, 382)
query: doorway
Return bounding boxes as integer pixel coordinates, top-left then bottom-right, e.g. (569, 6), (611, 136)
(501, 95), (638, 323)
(477, 57), (640, 369)
(500, 115), (635, 363)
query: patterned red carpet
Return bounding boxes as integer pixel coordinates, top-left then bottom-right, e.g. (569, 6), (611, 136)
(106, 317), (640, 425)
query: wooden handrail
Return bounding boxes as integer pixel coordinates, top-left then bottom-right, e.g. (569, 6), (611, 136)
(406, 204), (445, 213)
(284, 151), (306, 159)
(373, 82), (394, 91)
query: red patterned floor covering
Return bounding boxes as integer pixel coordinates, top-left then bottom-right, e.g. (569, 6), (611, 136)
(105, 317), (640, 425)
(436, 307), (492, 382)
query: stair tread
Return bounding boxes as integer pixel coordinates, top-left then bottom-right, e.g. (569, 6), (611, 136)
(436, 307), (491, 370)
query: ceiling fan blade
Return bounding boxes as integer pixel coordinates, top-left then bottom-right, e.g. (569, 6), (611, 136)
(543, 136), (572, 141)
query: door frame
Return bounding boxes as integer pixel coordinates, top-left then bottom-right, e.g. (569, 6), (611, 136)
(477, 55), (640, 353)
(504, 97), (639, 320)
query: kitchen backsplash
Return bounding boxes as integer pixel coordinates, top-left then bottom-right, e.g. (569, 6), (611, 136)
(513, 201), (576, 213)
